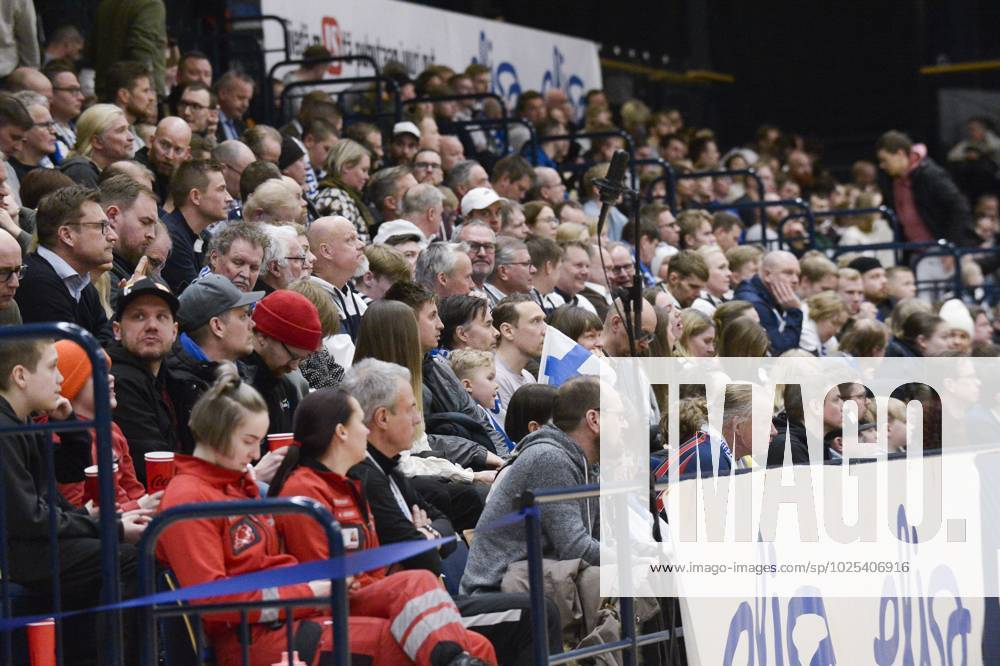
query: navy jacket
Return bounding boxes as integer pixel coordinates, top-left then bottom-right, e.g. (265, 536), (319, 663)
(160, 208), (203, 295)
(15, 251), (113, 345)
(732, 275), (802, 355)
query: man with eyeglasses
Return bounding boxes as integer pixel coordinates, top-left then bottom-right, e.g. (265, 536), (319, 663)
(134, 116), (191, 202)
(248, 289), (323, 436)
(599, 296), (658, 358)
(44, 62), (84, 161)
(455, 221), (495, 290)
(411, 148), (444, 186)
(173, 82), (212, 134)
(483, 236), (535, 307)
(8, 91), (56, 179)
(0, 228), (24, 325)
(16, 185), (117, 343)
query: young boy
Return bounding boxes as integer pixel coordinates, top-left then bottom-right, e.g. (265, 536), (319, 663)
(53, 340), (161, 513)
(449, 349), (513, 455)
(0, 338), (146, 659)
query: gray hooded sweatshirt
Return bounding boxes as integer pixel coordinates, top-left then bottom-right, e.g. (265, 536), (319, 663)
(460, 425), (600, 594)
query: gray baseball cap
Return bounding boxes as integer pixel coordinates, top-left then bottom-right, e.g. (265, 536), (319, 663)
(178, 274), (264, 332)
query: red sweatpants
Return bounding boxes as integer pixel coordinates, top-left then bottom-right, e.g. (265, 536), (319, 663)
(212, 570), (496, 665)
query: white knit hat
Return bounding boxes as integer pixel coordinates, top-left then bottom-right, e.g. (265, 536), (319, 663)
(938, 298), (974, 337)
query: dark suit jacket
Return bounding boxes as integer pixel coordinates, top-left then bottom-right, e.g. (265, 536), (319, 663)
(15, 251), (113, 345)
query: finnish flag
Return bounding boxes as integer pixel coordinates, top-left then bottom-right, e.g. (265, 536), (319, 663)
(538, 325), (606, 386)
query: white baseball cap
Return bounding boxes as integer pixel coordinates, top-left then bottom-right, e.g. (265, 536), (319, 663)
(460, 187), (502, 216)
(393, 121), (421, 139)
(372, 219), (428, 248)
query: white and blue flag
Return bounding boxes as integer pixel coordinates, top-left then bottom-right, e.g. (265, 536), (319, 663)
(538, 325), (606, 386)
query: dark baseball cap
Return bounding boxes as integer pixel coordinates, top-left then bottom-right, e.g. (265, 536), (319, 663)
(177, 274), (264, 332)
(115, 277), (180, 321)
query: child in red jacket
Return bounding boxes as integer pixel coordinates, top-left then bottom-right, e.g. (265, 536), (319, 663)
(54, 341), (161, 512)
(158, 364), (493, 666)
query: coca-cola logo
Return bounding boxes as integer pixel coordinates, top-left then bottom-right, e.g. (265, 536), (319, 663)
(321, 17), (342, 75)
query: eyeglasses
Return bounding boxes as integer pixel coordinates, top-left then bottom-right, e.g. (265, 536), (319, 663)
(53, 86), (84, 96)
(467, 241), (495, 253)
(636, 330), (656, 345)
(66, 220), (112, 235)
(280, 341), (308, 362)
(413, 161), (442, 171)
(502, 260), (533, 268)
(32, 121), (56, 130)
(178, 100), (209, 111)
(0, 265), (26, 282)
(610, 264), (633, 274)
(285, 255), (307, 263)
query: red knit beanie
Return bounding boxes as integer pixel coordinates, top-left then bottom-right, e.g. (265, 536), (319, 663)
(252, 290), (323, 352)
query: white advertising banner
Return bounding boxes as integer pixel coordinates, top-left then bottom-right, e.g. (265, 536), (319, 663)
(260, 0), (602, 114)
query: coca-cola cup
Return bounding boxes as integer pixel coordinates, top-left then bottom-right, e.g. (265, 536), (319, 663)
(145, 451), (175, 493)
(267, 433), (295, 452)
(26, 618), (55, 666)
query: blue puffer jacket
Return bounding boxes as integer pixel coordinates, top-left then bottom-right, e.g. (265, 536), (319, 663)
(732, 275), (803, 355)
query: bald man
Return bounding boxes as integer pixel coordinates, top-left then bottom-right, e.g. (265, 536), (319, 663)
(733, 249), (803, 354)
(0, 229), (22, 324)
(307, 216), (367, 340)
(135, 116), (192, 201)
(212, 140), (256, 219)
(7, 68), (53, 102)
(102, 160), (156, 192)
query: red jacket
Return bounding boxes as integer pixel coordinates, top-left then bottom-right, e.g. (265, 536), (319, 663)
(276, 465), (386, 588)
(59, 420), (145, 512)
(156, 455), (318, 637)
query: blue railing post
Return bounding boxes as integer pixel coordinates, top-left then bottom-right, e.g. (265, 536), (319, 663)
(519, 493), (550, 666)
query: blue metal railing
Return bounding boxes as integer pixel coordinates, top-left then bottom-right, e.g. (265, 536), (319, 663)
(0, 323), (119, 665)
(136, 497), (350, 666)
(519, 484), (680, 666)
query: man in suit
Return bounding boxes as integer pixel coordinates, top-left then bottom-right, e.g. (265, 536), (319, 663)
(214, 71), (254, 143)
(15, 185), (116, 343)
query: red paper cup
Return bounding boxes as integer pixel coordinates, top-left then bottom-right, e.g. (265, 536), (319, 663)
(84, 465), (99, 506)
(267, 433), (295, 452)
(145, 451), (175, 493)
(26, 618), (55, 666)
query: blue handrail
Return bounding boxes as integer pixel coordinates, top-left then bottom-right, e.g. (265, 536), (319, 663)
(0, 323), (118, 665)
(136, 496), (350, 666)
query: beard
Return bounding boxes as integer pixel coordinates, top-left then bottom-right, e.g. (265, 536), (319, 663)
(353, 256), (370, 279)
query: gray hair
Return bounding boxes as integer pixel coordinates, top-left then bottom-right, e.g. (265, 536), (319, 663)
(341, 358), (412, 425)
(445, 159), (479, 191)
(12, 90), (47, 111)
(494, 236), (527, 266)
(262, 224), (298, 270)
(456, 220), (495, 242)
(414, 241), (466, 289)
(400, 182), (443, 217)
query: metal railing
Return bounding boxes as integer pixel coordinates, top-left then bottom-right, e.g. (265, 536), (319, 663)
(267, 54), (381, 122)
(519, 484), (680, 666)
(136, 497), (350, 666)
(0, 323), (119, 665)
(278, 76), (401, 129)
(698, 197), (818, 249)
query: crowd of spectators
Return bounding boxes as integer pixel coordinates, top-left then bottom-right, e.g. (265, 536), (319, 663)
(0, 2), (998, 664)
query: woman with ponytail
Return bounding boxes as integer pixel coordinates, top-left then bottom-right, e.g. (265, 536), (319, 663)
(270, 387), (497, 665)
(157, 365), (493, 666)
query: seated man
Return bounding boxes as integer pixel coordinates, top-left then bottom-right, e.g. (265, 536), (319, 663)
(257, 223), (312, 294)
(482, 237), (534, 306)
(246, 289), (322, 437)
(658, 250), (710, 309)
(110, 277), (181, 484)
(439, 295), (498, 352)
(492, 294), (546, 425)
(462, 376), (603, 594)
(16, 185), (116, 343)
(0, 338), (146, 662)
(733, 250), (803, 355)
(167, 274), (262, 452)
(343, 359), (560, 664)
(201, 221), (268, 293)
(415, 241), (475, 299)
